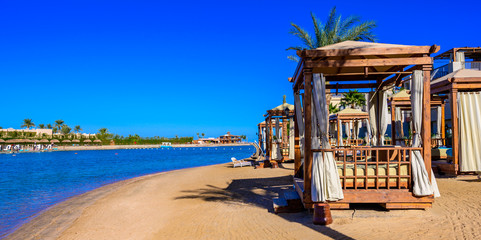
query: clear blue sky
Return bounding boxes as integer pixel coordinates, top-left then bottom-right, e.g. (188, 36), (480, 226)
(1, 0), (479, 140)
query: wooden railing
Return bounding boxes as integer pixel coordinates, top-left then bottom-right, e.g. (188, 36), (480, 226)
(313, 147), (422, 190)
(431, 138), (445, 148)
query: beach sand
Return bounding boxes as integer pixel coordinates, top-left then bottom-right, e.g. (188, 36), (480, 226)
(7, 162), (481, 240)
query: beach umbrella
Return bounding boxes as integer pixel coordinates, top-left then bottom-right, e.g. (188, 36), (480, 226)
(83, 139), (92, 143)
(93, 139), (102, 143)
(62, 139), (71, 143)
(5, 139), (18, 143)
(50, 139), (60, 143)
(0, 139), (5, 143)
(72, 139), (80, 143)
(39, 139), (50, 143)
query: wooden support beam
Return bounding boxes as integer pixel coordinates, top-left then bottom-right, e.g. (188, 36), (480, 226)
(298, 45), (437, 58)
(326, 83), (377, 89)
(422, 67), (432, 180)
(304, 57), (432, 68)
(451, 90), (459, 175)
(303, 69), (313, 204)
(441, 101), (446, 146)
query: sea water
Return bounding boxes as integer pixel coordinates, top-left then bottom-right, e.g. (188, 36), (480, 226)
(0, 145), (254, 238)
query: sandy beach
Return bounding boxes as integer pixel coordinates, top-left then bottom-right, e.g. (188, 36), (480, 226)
(7, 162), (481, 240)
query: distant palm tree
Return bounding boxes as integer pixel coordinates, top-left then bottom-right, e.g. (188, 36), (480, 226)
(21, 119), (35, 129)
(340, 90), (366, 109)
(201, 133), (205, 138)
(98, 128), (108, 135)
(287, 6), (376, 61)
(61, 125), (71, 135)
(329, 103), (340, 114)
(74, 125), (82, 133)
(38, 124), (45, 129)
(55, 120), (64, 129)
(196, 133), (200, 139)
(53, 127), (58, 134)
(47, 124), (52, 129)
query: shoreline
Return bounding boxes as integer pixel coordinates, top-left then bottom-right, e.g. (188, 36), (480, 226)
(0, 143), (252, 154)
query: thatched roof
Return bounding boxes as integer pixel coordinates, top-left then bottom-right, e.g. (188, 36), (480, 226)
(271, 102), (294, 111)
(50, 139), (60, 143)
(62, 139), (71, 143)
(72, 139), (80, 143)
(336, 108), (368, 115)
(392, 89), (410, 98)
(93, 139), (102, 143)
(83, 139), (92, 143)
(0, 139), (5, 143)
(39, 139), (50, 143)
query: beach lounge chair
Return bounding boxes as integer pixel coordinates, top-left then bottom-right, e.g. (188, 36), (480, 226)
(231, 157), (252, 168)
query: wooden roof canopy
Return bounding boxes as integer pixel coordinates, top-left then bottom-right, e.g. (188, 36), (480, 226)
(329, 108), (369, 121)
(434, 47), (481, 61)
(388, 89), (447, 108)
(431, 69), (481, 94)
(292, 41), (440, 92)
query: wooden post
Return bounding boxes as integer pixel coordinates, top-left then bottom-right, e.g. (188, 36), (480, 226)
(450, 89), (459, 174)
(422, 66), (432, 180)
(391, 104), (396, 145)
(266, 117), (271, 160)
(303, 68), (313, 204)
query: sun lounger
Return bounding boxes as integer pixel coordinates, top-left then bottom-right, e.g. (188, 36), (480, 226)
(231, 157), (252, 168)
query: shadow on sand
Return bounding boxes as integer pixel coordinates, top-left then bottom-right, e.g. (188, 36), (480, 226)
(175, 175), (355, 239)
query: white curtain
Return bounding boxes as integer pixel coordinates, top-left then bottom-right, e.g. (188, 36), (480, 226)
(262, 127), (266, 151)
(365, 119), (372, 145)
(436, 106), (442, 146)
(456, 51), (465, 67)
(275, 118), (282, 160)
(379, 91), (389, 145)
(295, 93), (305, 161)
(353, 120), (361, 140)
(289, 119), (295, 160)
(458, 92), (481, 172)
(345, 122), (351, 140)
(311, 73), (344, 202)
(338, 120), (344, 146)
(395, 107), (404, 145)
(368, 92), (378, 145)
(411, 70), (440, 197)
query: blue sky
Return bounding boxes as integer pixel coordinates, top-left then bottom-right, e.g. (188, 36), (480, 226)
(1, 0), (480, 140)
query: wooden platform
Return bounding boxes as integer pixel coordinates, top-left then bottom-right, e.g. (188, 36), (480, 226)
(293, 177), (433, 210)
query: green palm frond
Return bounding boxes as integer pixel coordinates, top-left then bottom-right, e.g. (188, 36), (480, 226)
(287, 6), (377, 58)
(287, 55), (300, 62)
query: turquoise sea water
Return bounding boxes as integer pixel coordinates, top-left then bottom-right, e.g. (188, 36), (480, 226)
(0, 146), (254, 238)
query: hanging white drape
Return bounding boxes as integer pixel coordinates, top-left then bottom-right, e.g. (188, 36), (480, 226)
(338, 120), (344, 146)
(275, 118), (282, 160)
(368, 92), (378, 145)
(345, 121), (351, 140)
(289, 119), (295, 160)
(379, 91), (389, 146)
(436, 106), (442, 146)
(395, 107), (404, 145)
(295, 93), (305, 161)
(365, 119), (372, 145)
(311, 73), (344, 202)
(411, 70), (440, 197)
(456, 51), (465, 66)
(262, 127), (266, 151)
(353, 120), (361, 140)
(458, 92), (481, 172)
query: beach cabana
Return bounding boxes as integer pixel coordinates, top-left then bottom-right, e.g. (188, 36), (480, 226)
(83, 139), (92, 144)
(290, 41), (440, 213)
(329, 108), (369, 147)
(388, 90), (448, 156)
(431, 68), (481, 175)
(262, 97), (295, 162)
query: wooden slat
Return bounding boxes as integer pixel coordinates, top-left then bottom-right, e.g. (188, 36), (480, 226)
(451, 90), (459, 175)
(304, 57), (432, 68)
(298, 45), (436, 58)
(326, 83), (377, 89)
(303, 70), (313, 204)
(423, 68), (432, 181)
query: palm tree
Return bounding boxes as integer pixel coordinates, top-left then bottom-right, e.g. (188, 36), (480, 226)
(340, 90), (366, 109)
(196, 133), (200, 139)
(201, 133), (205, 138)
(47, 124), (52, 129)
(38, 124), (45, 129)
(329, 103), (340, 114)
(98, 128), (108, 135)
(55, 120), (64, 129)
(61, 125), (72, 135)
(74, 125), (82, 133)
(53, 127), (58, 134)
(287, 7), (376, 61)
(21, 119), (35, 129)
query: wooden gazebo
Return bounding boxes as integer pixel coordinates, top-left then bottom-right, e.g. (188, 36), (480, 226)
(431, 68), (481, 175)
(388, 89), (448, 147)
(263, 99), (295, 162)
(290, 41), (440, 211)
(329, 108), (369, 147)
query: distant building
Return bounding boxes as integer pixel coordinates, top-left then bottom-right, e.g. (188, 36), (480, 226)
(0, 128), (52, 137)
(219, 132), (241, 144)
(193, 137), (220, 144)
